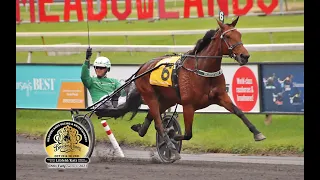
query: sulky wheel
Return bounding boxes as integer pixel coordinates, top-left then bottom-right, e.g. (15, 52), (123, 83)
(156, 114), (182, 163)
(72, 114), (96, 158)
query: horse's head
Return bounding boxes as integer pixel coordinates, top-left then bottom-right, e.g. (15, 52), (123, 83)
(216, 17), (250, 66)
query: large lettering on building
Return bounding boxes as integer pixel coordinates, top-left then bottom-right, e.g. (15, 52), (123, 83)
(16, 0), (278, 23)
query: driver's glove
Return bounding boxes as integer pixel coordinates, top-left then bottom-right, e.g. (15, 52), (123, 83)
(86, 47), (92, 60)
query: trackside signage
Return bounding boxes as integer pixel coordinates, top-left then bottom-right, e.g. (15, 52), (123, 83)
(260, 64), (304, 113)
(88, 64), (260, 113)
(16, 63), (304, 114)
(16, 64), (86, 109)
(232, 66), (259, 112)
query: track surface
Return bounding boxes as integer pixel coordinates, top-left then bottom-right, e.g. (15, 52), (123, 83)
(16, 135), (304, 180)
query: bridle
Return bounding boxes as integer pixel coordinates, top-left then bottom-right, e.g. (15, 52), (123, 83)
(219, 28), (243, 59)
(180, 28), (243, 78)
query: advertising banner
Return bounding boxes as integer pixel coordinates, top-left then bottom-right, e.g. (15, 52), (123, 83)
(88, 64), (260, 113)
(260, 64), (304, 113)
(16, 64), (86, 109)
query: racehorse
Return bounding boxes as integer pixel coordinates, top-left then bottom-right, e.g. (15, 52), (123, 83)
(99, 17), (266, 160)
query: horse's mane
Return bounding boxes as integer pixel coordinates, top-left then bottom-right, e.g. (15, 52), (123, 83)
(188, 28), (218, 55)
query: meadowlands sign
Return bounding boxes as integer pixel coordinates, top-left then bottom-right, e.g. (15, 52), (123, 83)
(16, 0), (279, 23)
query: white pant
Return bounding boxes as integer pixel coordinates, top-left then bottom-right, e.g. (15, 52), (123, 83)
(93, 94), (127, 110)
(93, 100), (114, 110)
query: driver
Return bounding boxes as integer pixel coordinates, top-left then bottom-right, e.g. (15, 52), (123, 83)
(81, 47), (125, 113)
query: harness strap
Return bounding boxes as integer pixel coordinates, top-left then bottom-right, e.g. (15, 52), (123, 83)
(196, 69), (223, 78)
(172, 62), (181, 100)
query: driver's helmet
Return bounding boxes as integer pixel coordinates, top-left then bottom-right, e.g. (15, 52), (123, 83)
(93, 56), (111, 72)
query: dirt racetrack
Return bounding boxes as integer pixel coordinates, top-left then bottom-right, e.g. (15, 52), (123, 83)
(16, 135), (304, 180)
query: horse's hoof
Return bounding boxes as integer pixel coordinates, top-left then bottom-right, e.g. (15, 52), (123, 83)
(138, 126), (148, 137)
(131, 124), (142, 132)
(254, 133), (266, 141)
(170, 150), (181, 160)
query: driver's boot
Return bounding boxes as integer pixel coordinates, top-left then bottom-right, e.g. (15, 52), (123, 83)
(131, 118), (152, 137)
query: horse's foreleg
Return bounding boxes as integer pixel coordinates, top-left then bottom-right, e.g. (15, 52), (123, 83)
(218, 92), (266, 141)
(173, 104), (194, 141)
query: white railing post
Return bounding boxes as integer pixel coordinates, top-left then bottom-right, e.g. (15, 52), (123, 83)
(124, 35), (133, 56)
(27, 52), (32, 63)
(96, 51), (101, 58)
(269, 32), (274, 44)
(172, 34), (176, 45)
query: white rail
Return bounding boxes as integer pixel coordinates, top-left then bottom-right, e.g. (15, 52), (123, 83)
(16, 44), (304, 52)
(16, 27), (304, 37)
(16, 43), (304, 63)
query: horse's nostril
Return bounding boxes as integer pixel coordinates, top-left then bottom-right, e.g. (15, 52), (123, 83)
(240, 54), (250, 59)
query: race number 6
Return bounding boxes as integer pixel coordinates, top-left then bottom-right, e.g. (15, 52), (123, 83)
(219, 11), (224, 23)
(161, 67), (170, 81)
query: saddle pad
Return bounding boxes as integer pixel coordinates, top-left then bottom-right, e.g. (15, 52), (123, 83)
(149, 56), (180, 87)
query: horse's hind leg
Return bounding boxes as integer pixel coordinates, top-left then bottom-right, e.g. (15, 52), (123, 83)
(218, 92), (266, 141)
(140, 93), (181, 160)
(131, 99), (176, 137)
(131, 113), (153, 137)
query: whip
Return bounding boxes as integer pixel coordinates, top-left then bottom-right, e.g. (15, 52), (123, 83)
(86, 1), (91, 69)
(86, 14), (90, 48)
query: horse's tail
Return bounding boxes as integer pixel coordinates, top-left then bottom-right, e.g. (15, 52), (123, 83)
(114, 82), (143, 120)
(109, 61), (154, 120)
(110, 62), (146, 120)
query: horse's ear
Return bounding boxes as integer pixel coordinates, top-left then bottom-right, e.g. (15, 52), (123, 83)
(216, 18), (224, 30)
(231, 16), (240, 27)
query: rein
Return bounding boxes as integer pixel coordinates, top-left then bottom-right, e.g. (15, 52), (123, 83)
(180, 28), (242, 78)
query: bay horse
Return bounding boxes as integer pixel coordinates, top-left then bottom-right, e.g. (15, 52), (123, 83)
(100, 17), (266, 160)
